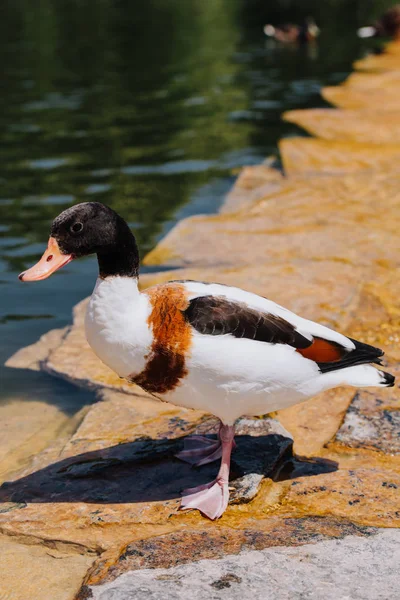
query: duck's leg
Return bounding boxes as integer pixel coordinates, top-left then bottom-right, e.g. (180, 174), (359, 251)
(175, 435), (222, 466)
(175, 423), (227, 466)
(180, 424), (235, 520)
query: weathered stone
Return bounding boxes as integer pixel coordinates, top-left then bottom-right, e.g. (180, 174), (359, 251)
(84, 516), (375, 587)
(144, 170), (400, 276)
(280, 138), (400, 176)
(0, 399), (78, 483)
(221, 163), (283, 213)
(0, 533), (95, 600)
(344, 69), (400, 91)
(282, 468), (400, 527)
(4, 326), (67, 371)
(229, 473), (264, 504)
(60, 389), (208, 457)
(322, 84), (400, 110)
(335, 381), (400, 454)
(284, 108), (400, 143)
(82, 529), (400, 600)
(0, 417), (297, 510)
(0, 411), (340, 561)
(354, 50), (400, 72)
(277, 387), (356, 456)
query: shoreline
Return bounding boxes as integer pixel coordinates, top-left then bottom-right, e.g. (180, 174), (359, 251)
(2, 41), (400, 600)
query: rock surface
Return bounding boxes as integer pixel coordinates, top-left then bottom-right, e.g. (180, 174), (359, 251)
(284, 108), (400, 143)
(280, 138), (400, 176)
(2, 38), (400, 600)
(84, 529), (400, 600)
(221, 161), (283, 213)
(0, 398), (83, 483)
(335, 383), (400, 454)
(0, 533), (95, 600)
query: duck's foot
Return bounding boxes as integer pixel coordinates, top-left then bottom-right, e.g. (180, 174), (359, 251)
(179, 423), (235, 520)
(180, 478), (229, 520)
(175, 435), (222, 466)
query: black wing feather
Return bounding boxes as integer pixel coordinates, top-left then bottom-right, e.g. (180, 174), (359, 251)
(183, 296), (311, 349)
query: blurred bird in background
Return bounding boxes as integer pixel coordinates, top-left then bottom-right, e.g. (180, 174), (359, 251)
(358, 4), (400, 40)
(264, 16), (320, 44)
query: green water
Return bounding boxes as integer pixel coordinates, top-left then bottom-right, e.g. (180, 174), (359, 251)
(0, 0), (387, 410)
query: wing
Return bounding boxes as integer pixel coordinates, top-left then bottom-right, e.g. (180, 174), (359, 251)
(183, 293), (384, 373)
(178, 280), (353, 348)
(183, 295), (311, 348)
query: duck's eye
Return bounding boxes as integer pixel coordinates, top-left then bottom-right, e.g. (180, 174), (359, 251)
(71, 222), (83, 233)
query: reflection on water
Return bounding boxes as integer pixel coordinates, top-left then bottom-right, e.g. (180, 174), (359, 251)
(0, 0), (382, 409)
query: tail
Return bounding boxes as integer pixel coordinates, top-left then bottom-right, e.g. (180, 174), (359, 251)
(318, 364), (395, 391)
(380, 370), (396, 387)
(337, 364), (395, 388)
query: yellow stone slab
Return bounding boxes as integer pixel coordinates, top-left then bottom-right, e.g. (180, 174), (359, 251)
(322, 84), (400, 110)
(0, 400), (72, 483)
(222, 163), (283, 213)
(145, 170), (400, 277)
(0, 533), (94, 600)
(277, 387), (355, 456)
(354, 51), (400, 72)
(280, 138), (400, 175)
(60, 389), (206, 457)
(344, 70), (400, 91)
(281, 468), (400, 527)
(283, 108), (400, 143)
(5, 327), (67, 371)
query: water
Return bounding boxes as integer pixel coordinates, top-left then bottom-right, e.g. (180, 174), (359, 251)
(0, 0), (386, 410)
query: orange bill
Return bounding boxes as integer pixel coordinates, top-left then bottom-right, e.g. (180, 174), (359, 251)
(19, 237), (74, 282)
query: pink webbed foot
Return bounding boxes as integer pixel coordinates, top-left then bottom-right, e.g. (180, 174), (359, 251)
(180, 478), (229, 520)
(179, 423), (235, 520)
(175, 435), (222, 466)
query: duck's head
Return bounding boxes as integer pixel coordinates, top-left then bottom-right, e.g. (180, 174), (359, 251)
(19, 202), (139, 282)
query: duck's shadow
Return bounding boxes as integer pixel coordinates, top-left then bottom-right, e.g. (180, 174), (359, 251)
(0, 434), (337, 505)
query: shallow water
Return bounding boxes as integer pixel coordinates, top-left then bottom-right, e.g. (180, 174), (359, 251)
(0, 0), (383, 409)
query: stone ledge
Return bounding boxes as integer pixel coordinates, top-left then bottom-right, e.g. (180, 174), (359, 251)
(80, 529), (400, 600)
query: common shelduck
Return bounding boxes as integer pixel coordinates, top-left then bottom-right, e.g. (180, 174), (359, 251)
(19, 202), (395, 519)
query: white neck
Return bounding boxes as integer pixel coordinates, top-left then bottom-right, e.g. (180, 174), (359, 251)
(92, 275), (141, 302)
(85, 275), (152, 378)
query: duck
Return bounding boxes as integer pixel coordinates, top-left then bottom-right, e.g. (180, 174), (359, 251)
(19, 202), (395, 520)
(264, 17), (320, 44)
(357, 5), (400, 40)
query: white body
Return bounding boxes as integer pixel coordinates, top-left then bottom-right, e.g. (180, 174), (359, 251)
(85, 277), (387, 425)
